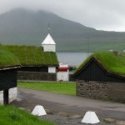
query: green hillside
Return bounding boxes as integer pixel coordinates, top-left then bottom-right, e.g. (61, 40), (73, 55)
(0, 9), (125, 51)
(75, 51), (125, 76)
(0, 45), (58, 66)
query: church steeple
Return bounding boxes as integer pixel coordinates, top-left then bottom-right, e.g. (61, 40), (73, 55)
(41, 33), (56, 52)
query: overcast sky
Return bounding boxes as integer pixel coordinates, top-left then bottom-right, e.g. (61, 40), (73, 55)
(0, 0), (125, 31)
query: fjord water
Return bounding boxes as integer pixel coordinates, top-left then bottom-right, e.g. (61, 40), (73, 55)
(57, 52), (91, 66)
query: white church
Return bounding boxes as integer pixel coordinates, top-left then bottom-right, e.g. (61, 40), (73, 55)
(41, 33), (69, 81)
(41, 33), (57, 73)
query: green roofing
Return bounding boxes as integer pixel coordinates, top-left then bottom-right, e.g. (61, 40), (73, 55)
(0, 48), (20, 69)
(0, 45), (58, 67)
(75, 51), (125, 76)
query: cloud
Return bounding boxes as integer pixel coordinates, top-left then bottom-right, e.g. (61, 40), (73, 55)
(0, 0), (125, 31)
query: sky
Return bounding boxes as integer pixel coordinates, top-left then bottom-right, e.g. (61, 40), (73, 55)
(0, 0), (125, 31)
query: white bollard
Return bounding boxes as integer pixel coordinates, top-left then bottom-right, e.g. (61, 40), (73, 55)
(32, 105), (47, 116)
(81, 111), (100, 124)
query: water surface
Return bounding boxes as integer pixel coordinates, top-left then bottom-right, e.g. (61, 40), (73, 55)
(57, 52), (91, 66)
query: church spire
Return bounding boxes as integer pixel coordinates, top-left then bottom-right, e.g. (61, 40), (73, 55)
(41, 33), (56, 52)
(47, 24), (51, 34)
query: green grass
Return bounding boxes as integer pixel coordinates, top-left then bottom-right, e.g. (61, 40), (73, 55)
(0, 45), (58, 66)
(0, 105), (55, 125)
(18, 81), (76, 95)
(75, 51), (125, 76)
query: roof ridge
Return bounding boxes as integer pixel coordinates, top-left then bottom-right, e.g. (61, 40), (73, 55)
(42, 33), (56, 45)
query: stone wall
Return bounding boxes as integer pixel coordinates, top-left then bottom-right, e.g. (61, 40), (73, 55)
(77, 80), (125, 102)
(18, 71), (56, 81)
(0, 87), (17, 104)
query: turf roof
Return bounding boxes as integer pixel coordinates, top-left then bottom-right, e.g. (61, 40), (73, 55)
(0, 45), (58, 67)
(75, 51), (125, 76)
(0, 48), (20, 69)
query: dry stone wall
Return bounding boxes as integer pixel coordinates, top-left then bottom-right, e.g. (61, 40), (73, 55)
(77, 80), (125, 102)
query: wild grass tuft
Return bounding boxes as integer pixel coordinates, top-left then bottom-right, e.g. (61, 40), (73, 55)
(0, 105), (55, 125)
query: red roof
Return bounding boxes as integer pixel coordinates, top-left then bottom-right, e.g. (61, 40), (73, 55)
(58, 67), (69, 72)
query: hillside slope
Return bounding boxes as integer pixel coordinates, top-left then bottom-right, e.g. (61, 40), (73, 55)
(0, 9), (125, 51)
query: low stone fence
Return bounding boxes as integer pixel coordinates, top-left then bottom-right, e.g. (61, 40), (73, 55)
(76, 80), (125, 102)
(18, 71), (56, 81)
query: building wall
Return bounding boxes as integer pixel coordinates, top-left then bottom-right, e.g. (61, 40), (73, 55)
(48, 67), (56, 73)
(19, 66), (48, 72)
(42, 44), (56, 52)
(77, 80), (125, 102)
(57, 72), (69, 81)
(74, 58), (125, 82)
(0, 87), (17, 104)
(18, 71), (56, 81)
(0, 69), (17, 90)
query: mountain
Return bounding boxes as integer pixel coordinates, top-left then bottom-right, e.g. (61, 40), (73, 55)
(0, 8), (125, 52)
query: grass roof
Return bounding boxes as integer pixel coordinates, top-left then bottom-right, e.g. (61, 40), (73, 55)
(0, 45), (58, 66)
(0, 48), (20, 69)
(75, 51), (125, 76)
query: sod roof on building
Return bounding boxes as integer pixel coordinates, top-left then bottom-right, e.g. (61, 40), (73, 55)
(0, 48), (20, 69)
(0, 45), (58, 67)
(74, 51), (125, 77)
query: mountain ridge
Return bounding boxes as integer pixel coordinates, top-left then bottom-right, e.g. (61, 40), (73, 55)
(0, 8), (125, 52)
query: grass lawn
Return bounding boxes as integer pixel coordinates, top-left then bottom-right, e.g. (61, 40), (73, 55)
(18, 81), (76, 95)
(0, 105), (55, 125)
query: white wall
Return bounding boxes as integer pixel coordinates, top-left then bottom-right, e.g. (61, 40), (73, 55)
(57, 71), (69, 81)
(48, 67), (56, 73)
(0, 87), (17, 104)
(42, 44), (56, 52)
(0, 91), (3, 104)
(9, 87), (17, 103)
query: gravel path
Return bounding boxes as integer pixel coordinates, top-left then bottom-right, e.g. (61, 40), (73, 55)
(12, 88), (125, 125)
